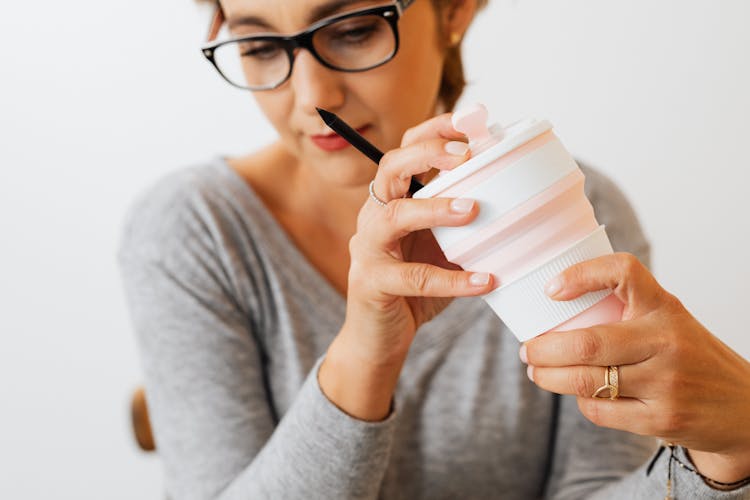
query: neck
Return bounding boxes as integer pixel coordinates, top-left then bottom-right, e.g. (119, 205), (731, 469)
(277, 142), (367, 240)
(297, 170), (364, 237)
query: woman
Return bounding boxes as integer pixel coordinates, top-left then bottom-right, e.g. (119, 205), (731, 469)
(118, 0), (750, 498)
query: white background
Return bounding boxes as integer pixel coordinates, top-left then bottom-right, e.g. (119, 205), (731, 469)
(1, 0), (748, 498)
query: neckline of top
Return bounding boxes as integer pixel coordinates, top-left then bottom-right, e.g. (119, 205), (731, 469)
(210, 155), (489, 354)
(212, 155), (348, 320)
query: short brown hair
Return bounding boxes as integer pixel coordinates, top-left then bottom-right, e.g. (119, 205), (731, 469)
(199, 0), (488, 111)
(432, 0), (488, 111)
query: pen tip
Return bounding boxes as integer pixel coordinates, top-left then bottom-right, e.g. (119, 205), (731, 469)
(316, 107), (335, 124)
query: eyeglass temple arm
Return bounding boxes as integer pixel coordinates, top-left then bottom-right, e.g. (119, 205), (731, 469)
(399, 0), (415, 9)
(207, 5), (225, 43)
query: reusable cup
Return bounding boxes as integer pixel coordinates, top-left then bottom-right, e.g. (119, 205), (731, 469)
(413, 103), (624, 342)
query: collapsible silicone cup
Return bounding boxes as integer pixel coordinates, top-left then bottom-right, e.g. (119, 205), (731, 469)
(412, 104), (623, 342)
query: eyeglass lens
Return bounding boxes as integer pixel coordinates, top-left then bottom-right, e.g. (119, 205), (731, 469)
(212, 13), (396, 89)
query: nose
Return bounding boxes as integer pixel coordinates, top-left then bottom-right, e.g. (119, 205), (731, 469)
(289, 48), (346, 116)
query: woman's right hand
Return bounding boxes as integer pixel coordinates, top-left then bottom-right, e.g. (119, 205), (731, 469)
(319, 113), (496, 420)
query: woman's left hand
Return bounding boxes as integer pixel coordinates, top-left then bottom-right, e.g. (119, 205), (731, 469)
(521, 252), (750, 482)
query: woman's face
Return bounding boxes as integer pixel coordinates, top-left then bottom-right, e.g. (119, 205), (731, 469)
(219, 0), (446, 188)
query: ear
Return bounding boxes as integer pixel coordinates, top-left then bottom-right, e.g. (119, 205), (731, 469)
(440, 0), (478, 47)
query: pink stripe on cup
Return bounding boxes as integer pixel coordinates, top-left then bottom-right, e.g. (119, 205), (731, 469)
(443, 169), (586, 261)
(439, 130), (557, 198)
(466, 207), (598, 287)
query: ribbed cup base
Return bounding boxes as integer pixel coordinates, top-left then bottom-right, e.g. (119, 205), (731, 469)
(542, 293), (624, 335)
(482, 225), (617, 341)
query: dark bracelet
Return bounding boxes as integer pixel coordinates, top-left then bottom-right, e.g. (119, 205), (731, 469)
(654, 443), (750, 496)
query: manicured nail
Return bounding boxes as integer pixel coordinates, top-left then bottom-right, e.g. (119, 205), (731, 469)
(545, 276), (563, 296)
(519, 344), (528, 363)
(444, 141), (469, 156)
(450, 198), (475, 214)
(469, 272), (490, 286)
(526, 365), (534, 382)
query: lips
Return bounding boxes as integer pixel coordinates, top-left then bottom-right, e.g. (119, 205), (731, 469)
(310, 124), (371, 152)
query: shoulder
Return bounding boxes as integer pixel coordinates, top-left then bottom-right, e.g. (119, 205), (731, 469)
(117, 158), (238, 264)
(118, 158), (281, 331)
(577, 160), (652, 269)
(579, 161), (635, 223)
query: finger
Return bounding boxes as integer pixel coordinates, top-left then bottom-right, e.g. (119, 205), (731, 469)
(576, 396), (653, 436)
(373, 261), (494, 298)
(523, 318), (656, 367)
(396, 114), (469, 194)
(529, 363), (650, 399)
(364, 197), (478, 249)
(374, 138), (470, 203)
(543, 252), (666, 316)
(400, 113), (468, 147)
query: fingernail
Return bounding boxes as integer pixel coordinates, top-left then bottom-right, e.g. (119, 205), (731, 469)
(444, 141), (469, 156)
(526, 365), (534, 382)
(545, 277), (563, 296)
(469, 272), (490, 286)
(450, 198), (475, 214)
(519, 344), (528, 363)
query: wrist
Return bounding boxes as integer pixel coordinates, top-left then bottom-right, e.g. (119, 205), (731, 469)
(687, 448), (750, 484)
(318, 333), (406, 422)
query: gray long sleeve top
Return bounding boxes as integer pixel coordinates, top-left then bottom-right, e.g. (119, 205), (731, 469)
(117, 156), (750, 499)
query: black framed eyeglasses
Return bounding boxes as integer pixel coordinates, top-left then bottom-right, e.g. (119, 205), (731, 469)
(201, 1), (415, 91)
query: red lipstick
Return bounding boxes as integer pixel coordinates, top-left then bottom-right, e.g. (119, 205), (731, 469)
(310, 124), (371, 152)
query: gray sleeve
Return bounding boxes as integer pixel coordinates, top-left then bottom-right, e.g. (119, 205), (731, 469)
(544, 164), (750, 499)
(117, 174), (395, 500)
(547, 398), (750, 499)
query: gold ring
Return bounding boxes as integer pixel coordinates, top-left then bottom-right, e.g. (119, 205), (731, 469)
(592, 365), (620, 400)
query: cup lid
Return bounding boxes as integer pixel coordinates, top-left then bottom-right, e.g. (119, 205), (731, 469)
(413, 104), (552, 199)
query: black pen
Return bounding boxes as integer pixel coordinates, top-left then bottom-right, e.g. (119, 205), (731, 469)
(316, 107), (423, 195)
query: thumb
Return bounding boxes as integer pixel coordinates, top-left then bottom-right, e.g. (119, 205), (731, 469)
(544, 252), (665, 315)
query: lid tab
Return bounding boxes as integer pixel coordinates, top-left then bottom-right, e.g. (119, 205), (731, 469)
(451, 103), (504, 154)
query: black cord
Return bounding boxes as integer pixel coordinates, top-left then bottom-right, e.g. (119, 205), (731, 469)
(669, 445), (750, 491)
